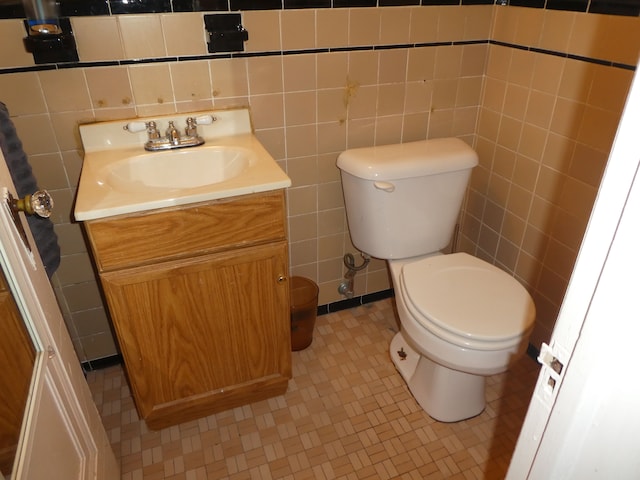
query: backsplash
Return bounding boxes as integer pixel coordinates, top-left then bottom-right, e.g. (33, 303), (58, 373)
(0, 4), (637, 363)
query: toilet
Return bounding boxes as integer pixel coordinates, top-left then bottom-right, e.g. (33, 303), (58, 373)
(337, 138), (535, 422)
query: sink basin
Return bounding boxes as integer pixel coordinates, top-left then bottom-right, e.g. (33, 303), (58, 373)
(107, 146), (253, 192)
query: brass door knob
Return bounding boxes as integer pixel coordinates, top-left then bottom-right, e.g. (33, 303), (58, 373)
(11, 190), (54, 218)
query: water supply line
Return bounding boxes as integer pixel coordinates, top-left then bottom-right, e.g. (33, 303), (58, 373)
(338, 252), (370, 299)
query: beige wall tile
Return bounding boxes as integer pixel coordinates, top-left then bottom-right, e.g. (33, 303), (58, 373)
(250, 93), (284, 129)
(118, 15), (166, 59)
(492, 5), (517, 44)
(348, 50), (379, 86)
(51, 110), (94, 151)
(285, 91), (316, 126)
(161, 13), (207, 57)
(463, 5), (493, 41)
(287, 186), (317, 216)
(286, 125), (317, 157)
(61, 150), (83, 188)
(588, 64), (633, 113)
(380, 7), (411, 45)
(577, 106), (619, 152)
(569, 143), (607, 187)
(283, 54), (316, 92)
(347, 118), (375, 148)
(317, 152), (341, 183)
(62, 281), (103, 313)
(11, 115), (58, 155)
(318, 233), (344, 261)
(525, 90), (555, 129)
(289, 213), (318, 242)
(170, 61), (212, 103)
(73, 308), (111, 337)
(317, 9), (348, 48)
(243, 10), (281, 52)
(404, 81), (433, 114)
(461, 44), (488, 77)
(457, 77), (483, 108)
(378, 49), (408, 84)
(248, 56), (283, 95)
(347, 85), (377, 119)
(318, 122), (347, 155)
(437, 5), (466, 42)
(0, 72), (46, 115)
(290, 239), (317, 266)
(599, 14), (640, 66)
(85, 66), (134, 110)
(434, 45), (463, 80)
(287, 155), (318, 187)
(349, 8), (381, 47)
(317, 52), (348, 89)
(539, 10), (575, 53)
(377, 84), (405, 116)
(375, 115), (403, 145)
(29, 153), (68, 190)
(281, 9), (316, 51)
(531, 54), (565, 95)
(401, 112), (429, 142)
(79, 332), (117, 360)
(318, 208), (346, 236)
(513, 7), (544, 46)
(0, 20), (35, 68)
(317, 89), (345, 123)
(128, 63), (174, 106)
(409, 6), (439, 44)
(210, 58), (249, 99)
(507, 49), (534, 87)
(72, 16), (124, 62)
(54, 223), (87, 256)
(39, 69), (92, 113)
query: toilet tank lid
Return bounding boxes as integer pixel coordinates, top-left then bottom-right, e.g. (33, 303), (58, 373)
(337, 137), (479, 181)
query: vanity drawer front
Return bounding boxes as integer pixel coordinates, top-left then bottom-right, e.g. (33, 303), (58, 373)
(85, 190), (286, 271)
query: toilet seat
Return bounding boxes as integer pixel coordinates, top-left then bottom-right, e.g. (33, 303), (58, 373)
(400, 253), (535, 351)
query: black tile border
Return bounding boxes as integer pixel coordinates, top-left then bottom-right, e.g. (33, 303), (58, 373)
(1, 38), (635, 75)
(491, 39), (638, 71)
(1, 0), (639, 18)
(82, 353), (123, 373)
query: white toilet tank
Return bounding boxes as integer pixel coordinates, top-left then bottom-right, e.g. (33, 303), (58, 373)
(337, 138), (478, 259)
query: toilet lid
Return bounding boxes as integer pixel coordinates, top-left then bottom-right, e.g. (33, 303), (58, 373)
(400, 253), (535, 350)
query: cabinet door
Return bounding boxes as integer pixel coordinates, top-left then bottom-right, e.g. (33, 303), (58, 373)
(101, 242), (291, 429)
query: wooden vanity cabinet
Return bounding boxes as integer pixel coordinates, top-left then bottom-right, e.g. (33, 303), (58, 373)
(84, 191), (291, 430)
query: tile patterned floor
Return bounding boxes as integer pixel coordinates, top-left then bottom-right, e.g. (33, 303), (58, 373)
(87, 299), (540, 479)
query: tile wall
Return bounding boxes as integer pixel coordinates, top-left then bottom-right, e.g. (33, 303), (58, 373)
(0, 3), (637, 363)
(459, 8), (639, 347)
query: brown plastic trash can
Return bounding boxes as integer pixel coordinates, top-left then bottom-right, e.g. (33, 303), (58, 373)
(290, 276), (319, 351)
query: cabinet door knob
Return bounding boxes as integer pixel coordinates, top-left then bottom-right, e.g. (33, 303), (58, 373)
(277, 275), (287, 283)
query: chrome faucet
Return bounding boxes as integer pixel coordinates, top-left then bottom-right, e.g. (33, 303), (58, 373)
(124, 115), (216, 151)
(166, 121), (180, 145)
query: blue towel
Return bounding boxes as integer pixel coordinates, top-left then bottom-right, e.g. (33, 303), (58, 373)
(0, 102), (60, 278)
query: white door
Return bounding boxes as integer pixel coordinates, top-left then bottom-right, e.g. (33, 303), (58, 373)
(507, 64), (640, 477)
(0, 154), (119, 479)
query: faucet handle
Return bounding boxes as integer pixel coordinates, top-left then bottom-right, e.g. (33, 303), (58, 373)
(124, 120), (160, 139)
(193, 115), (215, 125)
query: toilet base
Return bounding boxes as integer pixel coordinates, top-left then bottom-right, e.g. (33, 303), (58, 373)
(390, 332), (486, 422)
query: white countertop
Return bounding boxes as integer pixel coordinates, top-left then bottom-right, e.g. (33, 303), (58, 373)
(74, 108), (291, 221)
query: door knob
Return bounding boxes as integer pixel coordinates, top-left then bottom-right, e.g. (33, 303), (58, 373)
(11, 190), (54, 218)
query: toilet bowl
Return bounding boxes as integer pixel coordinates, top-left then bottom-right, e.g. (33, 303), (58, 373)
(336, 138), (536, 422)
(388, 253), (535, 421)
